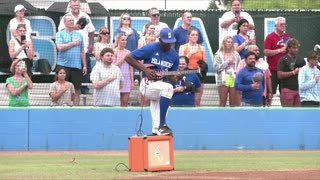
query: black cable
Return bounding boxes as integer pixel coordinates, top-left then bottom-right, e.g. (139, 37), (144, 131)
(114, 79), (147, 173)
(135, 112), (145, 136)
(134, 79), (147, 136)
(114, 162), (130, 172)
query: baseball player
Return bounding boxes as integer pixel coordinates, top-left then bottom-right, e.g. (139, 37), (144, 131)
(125, 28), (179, 136)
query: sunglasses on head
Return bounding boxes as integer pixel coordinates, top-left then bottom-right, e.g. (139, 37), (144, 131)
(152, 14), (160, 17)
(100, 32), (110, 35)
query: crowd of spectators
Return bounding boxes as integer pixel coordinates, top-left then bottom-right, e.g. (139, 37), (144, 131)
(3, 0), (320, 107)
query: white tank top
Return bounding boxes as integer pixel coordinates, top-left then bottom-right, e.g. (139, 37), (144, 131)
(14, 39), (27, 59)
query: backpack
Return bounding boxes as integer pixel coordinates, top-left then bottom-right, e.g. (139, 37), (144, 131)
(35, 59), (52, 74)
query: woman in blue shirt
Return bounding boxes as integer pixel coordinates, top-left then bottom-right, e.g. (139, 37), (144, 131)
(233, 19), (255, 59)
(114, 13), (140, 52)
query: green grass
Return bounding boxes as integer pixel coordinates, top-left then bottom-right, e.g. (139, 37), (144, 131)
(0, 151), (319, 179)
(242, 0), (320, 10)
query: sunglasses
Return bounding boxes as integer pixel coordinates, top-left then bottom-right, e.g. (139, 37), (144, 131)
(122, 17), (131, 20)
(100, 32), (110, 35)
(152, 14), (160, 17)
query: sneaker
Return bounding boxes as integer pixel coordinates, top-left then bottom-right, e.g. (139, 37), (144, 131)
(157, 124), (173, 136)
(148, 133), (158, 136)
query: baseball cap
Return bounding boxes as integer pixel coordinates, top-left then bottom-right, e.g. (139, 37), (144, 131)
(160, 28), (176, 44)
(14, 4), (26, 12)
(150, 8), (160, 15)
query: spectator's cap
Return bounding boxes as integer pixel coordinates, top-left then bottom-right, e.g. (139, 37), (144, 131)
(149, 8), (160, 16)
(14, 4), (26, 12)
(160, 28), (176, 44)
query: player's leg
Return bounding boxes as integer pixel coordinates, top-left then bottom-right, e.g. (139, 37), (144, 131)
(157, 82), (174, 135)
(140, 81), (173, 135)
(139, 79), (161, 134)
(150, 100), (160, 134)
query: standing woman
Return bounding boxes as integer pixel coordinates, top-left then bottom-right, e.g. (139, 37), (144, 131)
(49, 67), (75, 106)
(179, 27), (207, 106)
(6, 59), (33, 107)
(114, 13), (140, 52)
(233, 18), (255, 60)
(94, 26), (113, 62)
(114, 33), (134, 107)
(214, 36), (241, 107)
(9, 24), (34, 77)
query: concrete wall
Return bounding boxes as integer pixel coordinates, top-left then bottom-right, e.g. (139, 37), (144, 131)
(0, 107), (319, 150)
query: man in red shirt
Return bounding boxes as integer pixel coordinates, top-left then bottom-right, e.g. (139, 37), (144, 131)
(264, 17), (290, 95)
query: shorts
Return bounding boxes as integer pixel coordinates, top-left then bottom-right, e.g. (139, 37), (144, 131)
(224, 74), (235, 87)
(56, 65), (82, 90)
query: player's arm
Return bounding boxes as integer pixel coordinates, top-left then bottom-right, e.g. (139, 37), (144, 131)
(125, 54), (157, 80)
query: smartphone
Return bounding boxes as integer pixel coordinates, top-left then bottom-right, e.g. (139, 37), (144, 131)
(21, 35), (26, 42)
(235, 11), (240, 17)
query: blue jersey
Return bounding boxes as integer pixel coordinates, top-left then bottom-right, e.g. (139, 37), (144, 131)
(131, 42), (179, 76)
(171, 73), (201, 106)
(56, 30), (84, 69)
(173, 26), (203, 52)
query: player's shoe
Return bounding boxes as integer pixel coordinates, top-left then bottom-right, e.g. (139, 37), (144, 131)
(148, 133), (158, 136)
(157, 124), (173, 136)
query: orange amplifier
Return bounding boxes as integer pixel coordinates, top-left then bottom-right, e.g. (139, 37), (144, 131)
(128, 135), (174, 172)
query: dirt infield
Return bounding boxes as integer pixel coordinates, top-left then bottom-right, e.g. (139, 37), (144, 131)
(118, 170), (320, 180)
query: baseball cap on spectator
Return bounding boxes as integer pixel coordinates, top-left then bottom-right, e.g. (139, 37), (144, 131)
(14, 4), (26, 12)
(160, 28), (176, 43)
(150, 8), (160, 16)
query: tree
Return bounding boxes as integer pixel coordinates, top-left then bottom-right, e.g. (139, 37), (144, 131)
(208, 0), (229, 10)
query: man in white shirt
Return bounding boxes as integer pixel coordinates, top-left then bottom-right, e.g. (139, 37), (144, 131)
(58, 0), (95, 53)
(147, 7), (169, 38)
(90, 48), (124, 106)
